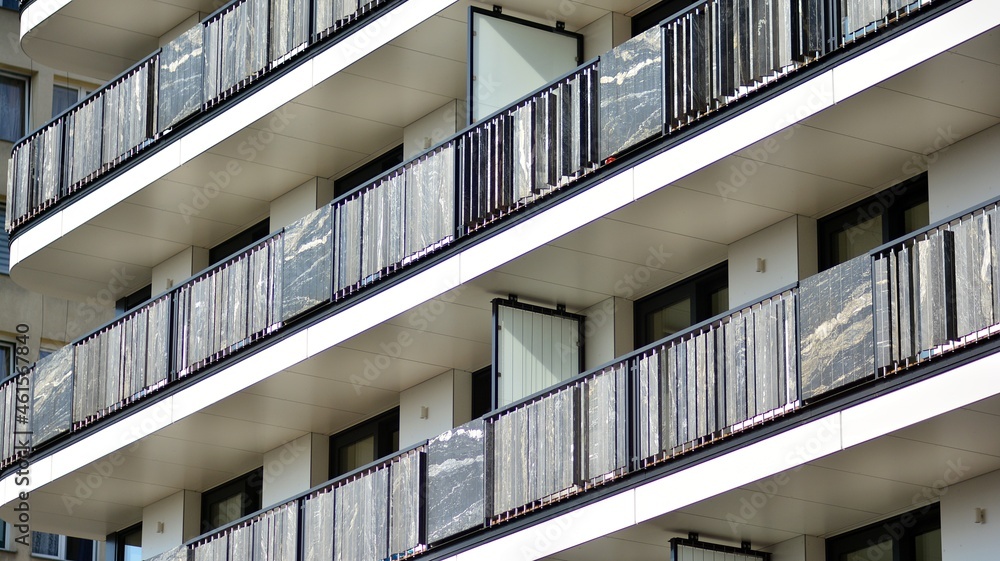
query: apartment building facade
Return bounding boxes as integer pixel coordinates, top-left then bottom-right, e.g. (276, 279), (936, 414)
(3, 0), (1000, 560)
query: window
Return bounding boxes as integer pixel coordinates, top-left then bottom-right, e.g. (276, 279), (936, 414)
(818, 174), (929, 270)
(631, 0), (693, 36)
(0, 72), (29, 142)
(334, 145), (403, 198)
(113, 523), (141, 561)
(329, 408), (399, 478)
(31, 533), (96, 561)
(0, 341), (13, 381)
(201, 468), (263, 533)
(209, 219), (270, 266)
(115, 284), (152, 316)
(827, 503), (940, 561)
(52, 85), (82, 118)
(0, 519), (12, 550)
(470, 365), (492, 419)
(1, 203), (10, 275)
(634, 262), (729, 348)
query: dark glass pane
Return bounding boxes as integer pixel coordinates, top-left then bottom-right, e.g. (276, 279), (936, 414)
(840, 536), (892, 561)
(711, 286), (729, 317)
(338, 434), (375, 474)
(66, 537), (95, 561)
(904, 200), (930, 234)
(835, 214), (883, 264)
(915, 528), (942, 561)
(647, 297), (692, 340)
(208, 492), (245, 528)
(0, 75), (26, 142)
(0, 343), (11, 380)
(52, 85), (79, 118)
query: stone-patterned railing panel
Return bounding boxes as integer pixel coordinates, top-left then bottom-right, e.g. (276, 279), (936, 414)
(158, 26), (206, 133)
(599, 25), (662, 160)
(425, 419), (487, 543)
(175, 235), (283, 376)
(458, 62), (599, 234)
(204, 0), (270, 106)
(30, 345), (74, 446)
(664, 0), (825, 130)
(490, 384), (579, 518)
(800, 255), (873, 399)
(637, 289), (799, 465)
(71, 295), (170, 427)
(842, 0), (933, 42)
(0, 375), (28, 468)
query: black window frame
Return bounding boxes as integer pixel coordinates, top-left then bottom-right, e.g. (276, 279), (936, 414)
(818, 174), (929, 271)
(208, 218), (270, 267)
(0, 70), (30, 143)
(328, 408), (399, 479)
(115, 284), (152, 316)
(827, 502), (940, 561)
(199, 467), (264, 534)
(0, 341), (13, 382)
(633, 262), (729, 348)
(110, 523), (141, 561)
(333, 145), (404, 199)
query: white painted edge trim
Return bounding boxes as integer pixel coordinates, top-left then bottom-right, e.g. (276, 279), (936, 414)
(19, 0), (73, 41)
(9, 0), (457, 269)
(1, 0), (996, 514)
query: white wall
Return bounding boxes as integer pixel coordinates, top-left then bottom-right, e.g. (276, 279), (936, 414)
(728, 215), (816, 308)
(269, 177), (335, 232)
(763, 535), (825, 561)
(928, 123), (1000, 222)
(581, 296), (633, 370)
(941, 468), (1000, 561)
(141, 490), (201, 559)
(398, 369), (471, 448)
(402, 100), (463, 160)
(261, 434), (329, 507)
(151, 247), (209, 296)
(579, 12), (631, 61)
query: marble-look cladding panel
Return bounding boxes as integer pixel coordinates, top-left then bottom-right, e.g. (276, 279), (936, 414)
(194, 537), (227, 561)
(335, 196), (363, 292)
(800, 255), (874, 399)
(404, 145), (455, 258)
(315, 0), (359, 35)
(911, 232), (956, 351)
(145, 545), (188, 561)
(599, 26), (663, 161)
(32, 345), (74, 445)
(281, 205), (333, 321)
(952, 216), (991, 337)
(335, 469), (389, 561)
(426, 419), (485, 543)
(582, 365), (628, 480)
(304, 490), (334, 561)
(270, 0), (309, 62)
(389, 451), (422, 554)
(158, 25), (205, 132)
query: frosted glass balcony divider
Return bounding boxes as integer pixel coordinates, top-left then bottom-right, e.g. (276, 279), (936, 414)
(176, 234), (283, 376)
(493, 300), (583, 408)
(459, 62), (599, 235)
(636, 290), (799, 466)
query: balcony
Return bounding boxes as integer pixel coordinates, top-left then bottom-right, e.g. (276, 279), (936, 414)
(4, 0), (1000, 541)
(29, 187), (1000, 561)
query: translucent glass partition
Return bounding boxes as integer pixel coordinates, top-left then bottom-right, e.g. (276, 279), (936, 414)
(493, 299), (583, 408)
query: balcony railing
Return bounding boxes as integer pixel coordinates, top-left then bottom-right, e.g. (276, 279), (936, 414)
(4, 0), (391, 233)
(2, 0), (946, 498)
(133, 189), (1000, 561)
